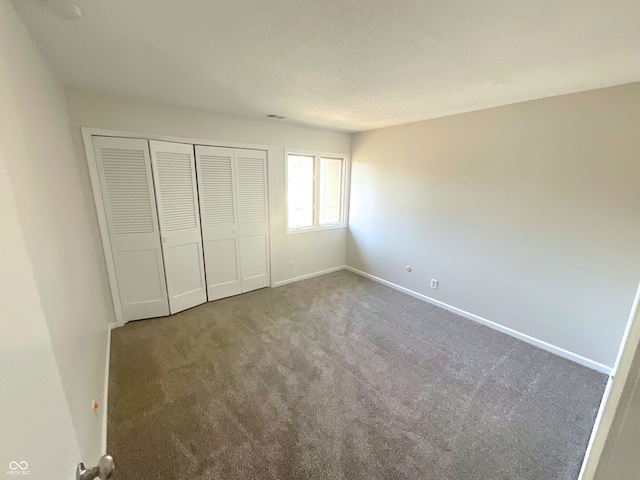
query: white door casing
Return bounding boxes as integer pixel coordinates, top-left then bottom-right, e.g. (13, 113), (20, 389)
(235, 148), (270, 292)
(92, 136), (169, 321)
(149, 140), (207, 314)
(195, 145), (242, 300)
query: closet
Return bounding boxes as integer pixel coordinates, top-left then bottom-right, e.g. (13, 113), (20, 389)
(91, 135), (270, 322)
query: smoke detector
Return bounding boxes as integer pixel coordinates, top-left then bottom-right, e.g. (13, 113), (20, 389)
(42, 0), (82, 21)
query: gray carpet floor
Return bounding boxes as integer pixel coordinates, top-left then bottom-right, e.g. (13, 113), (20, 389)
(108, 270), (606, 480)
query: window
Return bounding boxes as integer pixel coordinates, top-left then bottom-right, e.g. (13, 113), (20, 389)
(286, 151), (348, 232)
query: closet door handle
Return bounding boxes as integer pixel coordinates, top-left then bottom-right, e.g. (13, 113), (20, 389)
(163, 237), (169, 243)
(232, 229), (236, 234)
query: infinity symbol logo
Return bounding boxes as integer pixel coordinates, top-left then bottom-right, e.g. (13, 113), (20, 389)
(9, 461), (28, 471)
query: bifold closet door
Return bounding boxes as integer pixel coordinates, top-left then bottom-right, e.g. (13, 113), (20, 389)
(235, 149), (270, 292)
(195, 146), (270, 299)
(194, 146), (242, 300)
(92, 136), (169, 321)
(149, 140), (207, 314)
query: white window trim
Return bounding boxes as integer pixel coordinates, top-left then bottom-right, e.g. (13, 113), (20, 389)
(285, 148), (350, 235)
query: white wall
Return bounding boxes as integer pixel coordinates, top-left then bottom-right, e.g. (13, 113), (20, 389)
(0, 145), (80, 480)
(348, 83), (640, 368)
(64, 87), (351, 286)
(0, 0), (113, 474)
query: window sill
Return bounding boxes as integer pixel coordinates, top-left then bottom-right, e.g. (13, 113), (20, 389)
(286, 224), (348, 235)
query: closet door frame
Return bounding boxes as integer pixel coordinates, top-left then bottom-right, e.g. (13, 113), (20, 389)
(82, 127), (274, 326)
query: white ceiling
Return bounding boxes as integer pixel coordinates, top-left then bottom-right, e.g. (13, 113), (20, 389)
(13, 0), (640, 132)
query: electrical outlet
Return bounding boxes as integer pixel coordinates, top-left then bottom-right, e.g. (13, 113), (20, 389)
(288, 261), (294, 268)
(430, 279), (438, 289)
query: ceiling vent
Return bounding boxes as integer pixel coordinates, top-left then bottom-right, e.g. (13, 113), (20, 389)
(266, 114), (286, 120)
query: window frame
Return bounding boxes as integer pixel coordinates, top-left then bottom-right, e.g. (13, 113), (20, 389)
(285, 149), (350, 234)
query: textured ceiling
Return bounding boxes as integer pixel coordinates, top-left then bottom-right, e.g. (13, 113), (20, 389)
(13, 0), (640, 132)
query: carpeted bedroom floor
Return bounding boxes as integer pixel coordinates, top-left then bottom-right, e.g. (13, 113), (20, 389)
(108, 270), (606, 480)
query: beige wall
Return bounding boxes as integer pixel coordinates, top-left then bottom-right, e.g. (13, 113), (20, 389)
(1, 0), (111, 476)
(348, 83), (640, 368)
(64, 87), (351, 290)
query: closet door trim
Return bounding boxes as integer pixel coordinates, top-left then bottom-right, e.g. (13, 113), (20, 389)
(82, 127), (274, 326)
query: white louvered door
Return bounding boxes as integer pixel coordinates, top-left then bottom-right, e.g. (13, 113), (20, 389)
(92, 136), (169, 321)
(235, 149), (270, 292)
(149, 140), (207, 314)
(194, 146), (242, 300)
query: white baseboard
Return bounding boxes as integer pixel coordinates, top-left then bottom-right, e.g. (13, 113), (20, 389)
(101, 323), (117, 455)
(273, 265), (346, 287)
(345, 265), (612, 375)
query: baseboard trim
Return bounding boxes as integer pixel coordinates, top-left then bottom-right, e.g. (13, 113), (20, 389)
(345, 266), (612, 375)
(273, 265), (346, 287)
(101, 323), (117, 455)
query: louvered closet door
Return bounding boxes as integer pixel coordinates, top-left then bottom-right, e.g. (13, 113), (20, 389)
(92, 136), (169, 321)
(194, 146), (242, 300)
(149, 141), (207, 314)
(235, 149), (270, 292)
